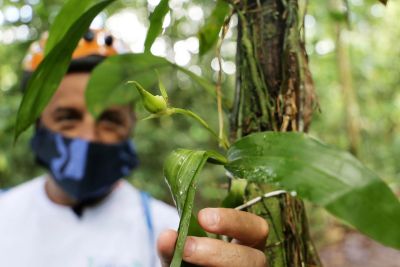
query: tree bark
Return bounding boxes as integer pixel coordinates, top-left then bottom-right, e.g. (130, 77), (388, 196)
(229, 0), (322, 266)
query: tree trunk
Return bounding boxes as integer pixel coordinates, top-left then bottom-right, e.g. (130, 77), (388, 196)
(229, 0), (322, 266)
(330, 0), (361, 156)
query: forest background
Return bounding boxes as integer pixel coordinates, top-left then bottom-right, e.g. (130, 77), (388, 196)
(1, 0), (400, 266)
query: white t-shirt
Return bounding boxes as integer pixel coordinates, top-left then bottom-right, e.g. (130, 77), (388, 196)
(0, 176), (179, 267)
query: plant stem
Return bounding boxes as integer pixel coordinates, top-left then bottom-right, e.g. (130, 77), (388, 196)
(172, 108), (230, 149)
(215, 14), (232, 150)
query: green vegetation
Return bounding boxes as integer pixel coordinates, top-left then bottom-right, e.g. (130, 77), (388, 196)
(1, 1), (399, 265)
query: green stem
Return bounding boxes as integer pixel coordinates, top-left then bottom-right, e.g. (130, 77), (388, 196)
(215, 16), (231, 150)
(172, 108), (230, 149)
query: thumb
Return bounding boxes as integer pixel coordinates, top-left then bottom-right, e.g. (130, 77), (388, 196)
(157, 229), (178, 267)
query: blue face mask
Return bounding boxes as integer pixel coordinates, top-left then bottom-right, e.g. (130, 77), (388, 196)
(30, 126), (139, 202)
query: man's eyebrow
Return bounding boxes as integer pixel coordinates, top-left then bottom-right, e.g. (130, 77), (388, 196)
(53, 107), (82, 116)
(98, 109), (125, 120)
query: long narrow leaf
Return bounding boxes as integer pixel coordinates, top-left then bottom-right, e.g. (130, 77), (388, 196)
(144, 0), (170, 52)
(85, 53), (217, 117)
(164, 149), (226, 267)
(45, 0), (96, 55)
(15, 0), (115, 140)
(198, 0), (230, 56)
(225, 132), (400, 249)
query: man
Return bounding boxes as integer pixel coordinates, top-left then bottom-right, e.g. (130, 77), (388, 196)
(0, 30), (268, 267)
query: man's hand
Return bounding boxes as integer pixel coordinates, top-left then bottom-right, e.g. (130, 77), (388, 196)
(157, 208), (268, 267)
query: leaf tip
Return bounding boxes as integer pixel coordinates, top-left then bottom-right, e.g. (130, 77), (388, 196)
(13, 113), (24, 145)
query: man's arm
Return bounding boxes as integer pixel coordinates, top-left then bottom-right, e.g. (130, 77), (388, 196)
(157, 208), (268, 267)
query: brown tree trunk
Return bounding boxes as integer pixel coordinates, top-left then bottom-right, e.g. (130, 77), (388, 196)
(229, 0), (322, 266)
(329, 0), (361, 156)
(335, 25), (360, 156)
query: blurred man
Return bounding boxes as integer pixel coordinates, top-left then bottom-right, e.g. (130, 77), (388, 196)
(0, 30), (268, 267)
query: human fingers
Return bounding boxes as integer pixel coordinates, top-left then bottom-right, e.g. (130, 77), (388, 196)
(182, 236), (267, 267)
(198, 208), (269, 250)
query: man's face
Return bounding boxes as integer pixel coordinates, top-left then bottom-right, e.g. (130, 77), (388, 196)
(41, 73), (134, 144)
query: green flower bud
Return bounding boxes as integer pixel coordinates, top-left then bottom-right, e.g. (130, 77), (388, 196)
(145, 94), (167, 113)
(130, 81), (168, 114)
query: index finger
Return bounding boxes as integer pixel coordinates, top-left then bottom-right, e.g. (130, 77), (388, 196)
(198, 208), (269, 249)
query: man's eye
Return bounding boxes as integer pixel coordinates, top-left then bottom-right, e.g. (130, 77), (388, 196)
(99, 113), (124, 125)
(55, 114), (80, 122)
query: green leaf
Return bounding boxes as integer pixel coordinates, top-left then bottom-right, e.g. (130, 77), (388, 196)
(86, 53), (169, 116)
(225, 132), (400, 249)
(164, 149), (226, 267)
(45, 0), (96, 55)
(15, 0), (115, 140)
(144, 0), (170, 52)
(156, 70), (169, 102)
(85, 53), (217, 117)
(198, 0), (230, 56)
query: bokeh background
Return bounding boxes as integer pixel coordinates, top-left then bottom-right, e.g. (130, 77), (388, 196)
(1, 0), (400, 266)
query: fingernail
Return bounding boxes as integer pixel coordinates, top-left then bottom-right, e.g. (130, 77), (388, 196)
(203, 208), (219, 226)
(184, 237), (196, 257)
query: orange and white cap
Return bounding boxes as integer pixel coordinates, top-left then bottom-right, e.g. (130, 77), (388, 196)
(23, 29), (119, 72)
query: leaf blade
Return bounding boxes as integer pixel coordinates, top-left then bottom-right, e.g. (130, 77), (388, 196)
(226, 132), (400, 249)
(45, 0), (95, 55)
(164, 149), (226, 267)
(144, 0), (170, 52)
(85, 53), (218, 117)
(15, 0), (115, 140)
(198, 0), (230, 56)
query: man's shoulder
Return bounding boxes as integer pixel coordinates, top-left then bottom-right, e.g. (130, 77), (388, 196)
(0, 177), (44, 207)
(118, 181), (179, 229)
(118, 180), (177, 214)
(148, 195), (178, 218)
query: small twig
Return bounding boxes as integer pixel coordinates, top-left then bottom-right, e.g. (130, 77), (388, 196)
(265, 239), (285, 249)
(235, 190), (287, 210)
(215, 13), (233, 149)
(281, 115), (290, 132)
(225, 171), (235, 180)
(172, 108), (229, 149)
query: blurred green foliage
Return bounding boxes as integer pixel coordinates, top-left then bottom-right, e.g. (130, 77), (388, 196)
(0, 0), (399, 215)
(308, 0), (400, 191)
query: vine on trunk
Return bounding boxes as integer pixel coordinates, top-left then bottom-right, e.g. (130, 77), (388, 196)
(229, 0), (322, 266)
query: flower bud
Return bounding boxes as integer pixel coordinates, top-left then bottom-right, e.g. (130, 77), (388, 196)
(130, 81), (168, 114)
